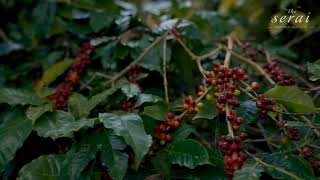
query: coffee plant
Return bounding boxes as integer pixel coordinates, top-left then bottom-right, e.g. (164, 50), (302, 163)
(1, 0), (320, 179)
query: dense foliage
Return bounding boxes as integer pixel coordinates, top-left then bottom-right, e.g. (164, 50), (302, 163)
(1, 0), (320, 179)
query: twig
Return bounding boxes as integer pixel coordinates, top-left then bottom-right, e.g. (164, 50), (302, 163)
(244, 150), (303, 180)
(257, 121), (274, 151)
(274, 55), (305, 72)
(175, 37), (197, 60)
(177, 87), (212, 120)
(198, 47), (222, 61)
(80, 73), (96, 90)
(106, 19), (182, 86)
(224, 36), (234, 138)
(265, 51), (272, 63)
(224, 36), (233, 67)
(192, 131), (212, 149)
(301, 116), (320, 138)
(285, 28), (320, 48)
(196, 60), (207, 78)
(106, 35), (166, 86)
(230, 50), (276, 85)
(162, 37), (169, 103)
(225, 104), (234, 138)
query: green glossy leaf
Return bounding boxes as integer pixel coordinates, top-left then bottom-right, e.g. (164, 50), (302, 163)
(0, 109), (32, 174)
(86, 88), (118, 114)
(307, 62), (320, 81)
(142, 102), (168, 121)
(69, 88), (117, 118)
(17, 154), (64, 180)
(68, 93), (89, 118)
(65, 130), (113, 179)
(32, 1), (56, 37)
(0, 88), (43, 106)
(120, 83), (141, 98)
(18, 130), (114, 180)
(261, 153), (315, 179)
(0, 42), (23, 55)
(171, 124), (195, 142)
(99, 113), (152, 169)
(265, 86), (316, 113)
(234, 161), (263, 180)
(285, 121), (308, 127)
(135, 93), (162, 107)
(34, 110), (95, 139)
(238, 100), (258, 130)
(26, 104), (53, 124)
(168, 139), (210, 169)
(137, 41), (171, 72)
(36, 60), (74, 91)
(151, 151), (171, 178)
(90, 12), (114, 32)
(108, 151), (128, 180)
(193, 99), (217, 120)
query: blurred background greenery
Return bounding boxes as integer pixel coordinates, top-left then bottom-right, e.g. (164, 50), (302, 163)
(0, 0), (320, 88)
(1, 0), (320, 61)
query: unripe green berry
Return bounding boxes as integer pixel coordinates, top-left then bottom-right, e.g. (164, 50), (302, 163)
(196, 102), (204, 108)
(233, 89), (241, 96)
(245, 86), (253, 92)
(160, 140), (166, 145)
(206, 94), (213, 101)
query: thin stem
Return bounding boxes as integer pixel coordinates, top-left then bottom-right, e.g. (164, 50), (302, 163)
(162, 37), (169, 104)
(231, 50), (275, 85)
(225, 104), (234, 137)
(224, 36), (233, 67)
(106, 35), (166, 86)
(265, 51), (272, 63)
(223, 37), (234, 138)
(175, 37), (197, 60)
(245, 150), (303, 180)
(301, 116), (320, 138)
(106, 19), (182, 86)
(257, 121), (274, 151)
(198, 47), (222, 61)
(285, 28), (320, 48)
(177, 87), (212, 120)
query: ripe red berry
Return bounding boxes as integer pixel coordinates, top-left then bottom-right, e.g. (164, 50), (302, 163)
(250, 82), (260, 90)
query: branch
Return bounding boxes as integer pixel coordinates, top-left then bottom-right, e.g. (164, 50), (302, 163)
(106, 19), (182, 86)
(198, 46), (222, 61)
(245, 150), (303, 180)
(173, 35), (220, 77)
(301, 116), (320, 138)
(230, 51), (276, 85)
(224, 36), (234, 138)
(224, 36), (233, 67)
(177, 87), (212, 120)
(285, 28), (320, 48)
(175, 37), (197, 60)
(265, 51), (272, 63)
(162, 37), (169, 103)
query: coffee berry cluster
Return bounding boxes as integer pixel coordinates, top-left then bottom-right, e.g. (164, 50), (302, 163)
(48, 43), (95, 109)
(121, 100), (135, 112)
(240, 42), (257, 61)
(275, 120), (301, 141)
(301, 146), (320, 176)
(153, 112), (181, 145)
(218, 134), (248, 179)
(256, 94), (276, 116)
(206, 62), (249, 110)
(127, 66), (143, 84)
(182, 95), (202, 114)
(263, 59), (295, 85)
